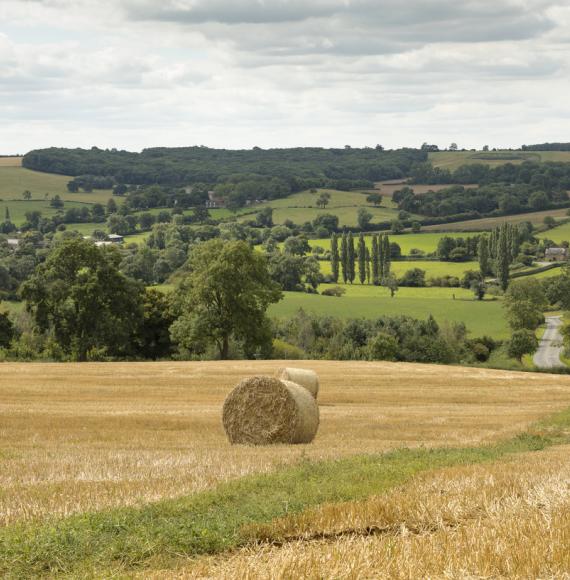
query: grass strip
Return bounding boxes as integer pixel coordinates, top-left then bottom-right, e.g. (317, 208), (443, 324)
(1, 408), (570, 578)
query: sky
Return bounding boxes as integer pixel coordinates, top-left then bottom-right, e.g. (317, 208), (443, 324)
(1, 0), (570, 154)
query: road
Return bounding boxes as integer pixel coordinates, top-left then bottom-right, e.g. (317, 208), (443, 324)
(533, 316), (565, 369)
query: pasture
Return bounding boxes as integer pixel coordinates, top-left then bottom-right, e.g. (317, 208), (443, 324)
(270, 284), (507, 338)
(537, 221), (570, 244)
(0, 200), (101, 226)
(1, 361), (570, 577)
(429, 149), (570, 171)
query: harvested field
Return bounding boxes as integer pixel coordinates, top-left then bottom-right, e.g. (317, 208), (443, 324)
(0, 157), (22, 167)
(2, 361), (570, 527)
(373, 181), (478, 198)
(182, 444), (570, 579)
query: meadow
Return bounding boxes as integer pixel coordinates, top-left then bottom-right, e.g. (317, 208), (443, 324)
(0, 199), (99, 227)
(270, 284), (508, 338)
(429, 149), (570, 171)
(537, 220), (570, 244)
(1, 361), (570, 577)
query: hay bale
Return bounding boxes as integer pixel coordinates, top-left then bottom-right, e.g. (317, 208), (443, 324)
(276, 367), (319, 398)
(222, 376), (319, 445)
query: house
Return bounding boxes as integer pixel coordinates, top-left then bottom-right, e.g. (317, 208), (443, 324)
(6, 238), (19, 248)
(205, 190), (225, 208)
(94, 241), (113, 247)
(545, 247), (568, 262)
(107, 234), (124, 244)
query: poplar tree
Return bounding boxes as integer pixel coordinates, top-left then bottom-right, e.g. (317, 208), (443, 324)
(382, 235), (391, 277)
(347, 232), (356, 284)
(340, 232), (348, 283)
(358, 233), (366, 284)
(330, 233), (340, 283)
(497, 223), (510, 291)
(4, 207), (10, 221)
(365, 247), (371, 284)
(478, 235), (490, 276)
(371, 234), (380, 285)
(378, 234), (385, 280)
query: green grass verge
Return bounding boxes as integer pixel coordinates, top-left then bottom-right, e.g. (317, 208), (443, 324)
(2, 407), (569, 578)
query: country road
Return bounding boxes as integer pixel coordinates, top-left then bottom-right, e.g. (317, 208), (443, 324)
(533, 316), (565, 369)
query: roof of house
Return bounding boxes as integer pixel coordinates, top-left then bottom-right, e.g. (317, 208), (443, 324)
(545, 247), (568, 255)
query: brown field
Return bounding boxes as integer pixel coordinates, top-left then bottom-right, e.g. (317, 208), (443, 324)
(0, 157), (23, 167)
(180, 445), (570, 579)
(2, 360), (570, 529)
(372, 181), (478, 198)
(422, 207), (570, 232)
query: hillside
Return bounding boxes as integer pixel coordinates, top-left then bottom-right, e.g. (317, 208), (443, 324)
(430, 149), (570, 171)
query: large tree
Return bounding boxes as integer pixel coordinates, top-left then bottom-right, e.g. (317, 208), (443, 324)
(503, 278), (547, 331)
(21, 238), (143, 361)
(170, 239), (282, 359)
(330, 233), (340, 283)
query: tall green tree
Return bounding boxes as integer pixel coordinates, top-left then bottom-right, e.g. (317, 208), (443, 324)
(170, 239), (282, 359)
(371, 234), (380, 286)
(357, 233), (366, 284)
(478, 235), (490, 276)
(382, 235), (391, 277)
(503, 278), (547, 331)
(330, 233), (340, 283)
(347, 232), (356, 284)
(340, 232), (348, 284)
(4, 207), (10, 221)
(496, 223), (510, 291)
(365, 247), (371, 285)
(21, 238), (143, 361)
(378, 234), (385, 280)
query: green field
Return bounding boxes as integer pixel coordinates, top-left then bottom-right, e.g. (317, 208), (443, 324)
(429, 150), (570, 171)
(245, 189), (412, 227)
(0, 200), (101, 227)
(305, 232), (484, 256)
(270, 283), (507, 338)
(537, 221), (570, 244)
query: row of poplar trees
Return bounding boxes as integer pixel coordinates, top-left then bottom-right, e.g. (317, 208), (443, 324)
(478, 223), (520, 291)
(330, 232), (391, 285)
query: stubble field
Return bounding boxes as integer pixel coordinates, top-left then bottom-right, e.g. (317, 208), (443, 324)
(2, 360), (570, 526)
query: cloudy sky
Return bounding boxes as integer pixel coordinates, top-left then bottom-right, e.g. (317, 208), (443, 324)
(1, 0), (570, 154)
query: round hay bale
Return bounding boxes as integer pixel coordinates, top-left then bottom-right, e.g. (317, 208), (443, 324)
(276, 367), (319, 398)
(222, 376), (319, 445)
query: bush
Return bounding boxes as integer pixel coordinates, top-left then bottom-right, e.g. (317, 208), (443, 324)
(471, 342), (490, 362)
(399, 268), (426, 287)
(321, 286), (346, 297)
(272, 339), (305, 360)
(367, 332), (398, 361)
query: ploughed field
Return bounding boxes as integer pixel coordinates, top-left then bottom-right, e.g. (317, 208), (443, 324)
(2, 361), (570, 526)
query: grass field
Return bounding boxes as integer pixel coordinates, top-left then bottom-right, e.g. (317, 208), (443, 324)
(270, 284), (507, 338)
(429, 150), (570, 171)
(0, 200), (101, 226)
(307, 231), (484, 255)
(422, 208), (570, 232)
(0, 157), (23, 167)
(537, 221), (570, 244)
(1, 361), (570, 577)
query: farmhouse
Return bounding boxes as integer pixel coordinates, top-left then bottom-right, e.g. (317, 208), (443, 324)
(206, 190), (225, 208)
(107, 234), (124, 244)
(545, 247), (568, 262)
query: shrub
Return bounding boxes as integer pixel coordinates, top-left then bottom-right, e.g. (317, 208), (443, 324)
(272, 339), (305, 360)
(321, 286), (346, 297)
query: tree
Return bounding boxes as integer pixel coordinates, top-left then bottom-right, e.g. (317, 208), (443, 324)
(136, 288), (175, 359)
(284, 235), (311, 256)
(382, 235), (391, 276)
(366, 193), (382, 206)
(357, 208), (373, 230)
(478, 235), (490, 276)
(21, 238), (144, 361)
(371, 234), (380, 285)
(543, 216), (556, 229)
(312, 213), (338, 234)
(382, 273), (399, 297)
(22, 190), (32, 200)
(347, 232), (356, 283)
(411, 221), (421, 233)
(367, 332), (398, 361)
(4, 207), (10, 221)
(170, 240), (282, 359)
(106, 198), (118, 215)
(471, 279), (487, 301)
(0, 308), (14, 348)
(340, 233), (348, 283)
(255, 207), (273, 228)
(330, 233), (340, 283)
(449, 142), (458, 151)
(304, 256), (321, 291)
(496, 223), (510, 291)
(399, 268), (426, 287)
(138, 212), (156, 231)
(50, 195), (64, 209)
(358, 233), (366, 284)
(193, 206), (210, 224)
(365, 247), (371, 285)
(390, 220), (404, 234)
(507, 329), (538, 362)
(503, 278), (547, 331)
(316, 192), (331, 209)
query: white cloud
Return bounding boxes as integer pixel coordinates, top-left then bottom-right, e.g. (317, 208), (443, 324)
(1, 0), (570, 153)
